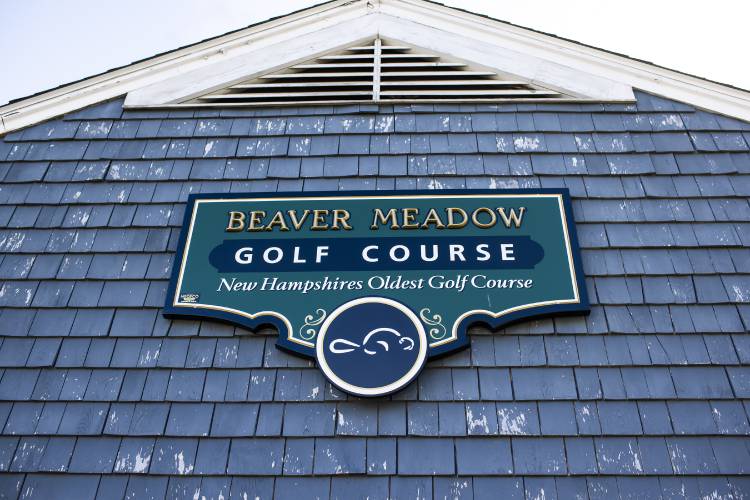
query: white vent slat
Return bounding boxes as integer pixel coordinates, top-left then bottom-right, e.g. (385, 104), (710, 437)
(347, 45), (410, 50)
(317, 55), (376, 60)
(291, 63), (375, 69)
(380, 71), (496, 77)
(318, 54), (440, 60)
(379, 89), (560, 96)
(318, 54), (440, 61)
(232, 82), (373, 89)
(379, 80), (529, 86)
(259, 72), (374, 79)
(182, 38), (573, 106)
(381, 62), (467, 68)
(380, 54), (441, 59)
(201, 91), (374, 99)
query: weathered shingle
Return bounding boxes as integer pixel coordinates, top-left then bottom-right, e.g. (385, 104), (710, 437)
(2, 90), (750, 491)
(226, 438), (282, 474)
(398, 438), (454, 474)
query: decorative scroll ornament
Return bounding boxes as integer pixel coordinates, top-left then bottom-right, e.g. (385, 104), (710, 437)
(299, 308), (327, 340)
(420, 308), (447, 340)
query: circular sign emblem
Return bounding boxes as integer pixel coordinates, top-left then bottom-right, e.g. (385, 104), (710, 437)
(315, 297), (428, 397)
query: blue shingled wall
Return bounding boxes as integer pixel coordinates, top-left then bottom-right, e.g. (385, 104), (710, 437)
(0, 90), (749, 499)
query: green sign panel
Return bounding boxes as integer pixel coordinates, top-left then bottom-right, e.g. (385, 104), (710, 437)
(165, 190), (588, 397)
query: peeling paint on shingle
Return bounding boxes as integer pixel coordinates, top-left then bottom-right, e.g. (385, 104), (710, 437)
(1, 90), (750, 491)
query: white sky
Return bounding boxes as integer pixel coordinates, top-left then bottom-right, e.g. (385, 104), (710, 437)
(1, 0), (748, 105)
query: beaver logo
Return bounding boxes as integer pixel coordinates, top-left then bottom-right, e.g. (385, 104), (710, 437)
(315, 297), (428, 397)
(328, 327), (415, 355)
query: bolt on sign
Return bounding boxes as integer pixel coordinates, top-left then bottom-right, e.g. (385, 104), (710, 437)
(165, 190), (589, 397)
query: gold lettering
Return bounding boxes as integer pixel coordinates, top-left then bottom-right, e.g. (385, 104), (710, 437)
(226, 211), (246, 232)
(446, 207), (468, 229)
(420, 208), (445, 229)
(287, 210), (310, 230)
(371, 208), (399, 230)
(331, 209), (352, 230)
(247, 211), (266, 231)
(497, 207), (526, 228)
(471, 207), (497, 229)
(311, 209), (329, 230)
(401, 208), (420, 229)
(265, 211), (290, 231)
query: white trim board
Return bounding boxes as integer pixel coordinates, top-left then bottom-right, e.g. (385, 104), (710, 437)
(123, 9), (635, 108)
(126, 17), (380, 106)
(2, 0), (750, 134)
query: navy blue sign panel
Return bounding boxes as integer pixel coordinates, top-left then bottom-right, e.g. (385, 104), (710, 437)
(209, 236), (545, 273)
(164, 189), (589, 397)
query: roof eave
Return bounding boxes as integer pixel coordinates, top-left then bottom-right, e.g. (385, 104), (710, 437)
(381, 0), (750, 120)
(0, 0), (363, 135)
(2, 0), (750, 135)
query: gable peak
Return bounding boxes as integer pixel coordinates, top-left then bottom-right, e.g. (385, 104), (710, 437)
(180, 37), (573, 107)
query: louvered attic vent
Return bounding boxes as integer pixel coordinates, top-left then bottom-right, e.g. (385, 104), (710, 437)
(181, 38), (573, 106)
